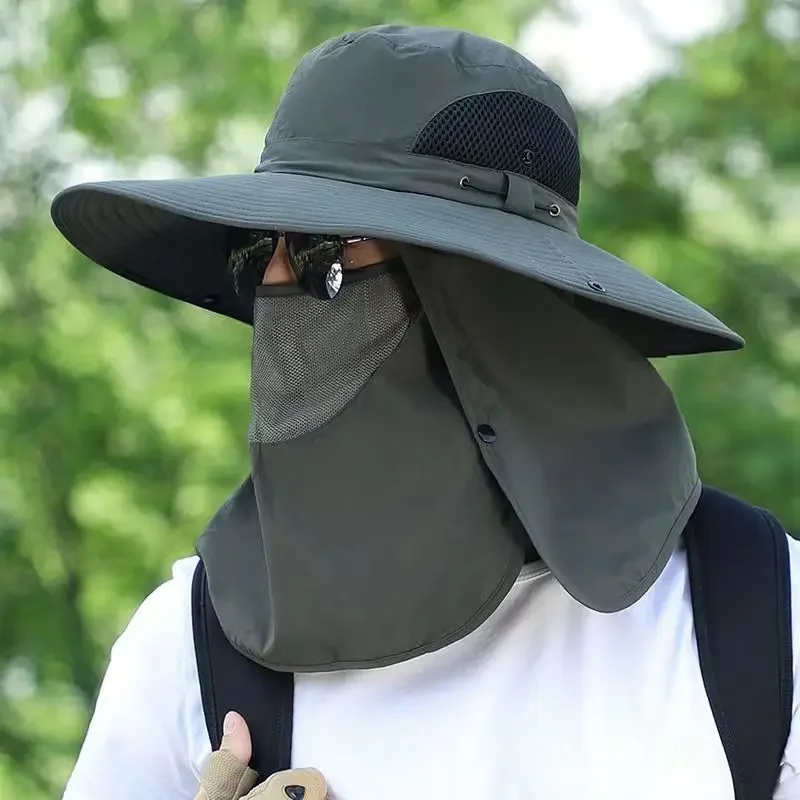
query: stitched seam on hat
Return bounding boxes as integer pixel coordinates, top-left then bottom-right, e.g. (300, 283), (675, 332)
(539, 230), (594, 282)
(454, 63), (576, 127)
(541, 231), (711, 328)
(368, 31), (550, 78)
(366, 32), (575, 128)
(266, 134), (412, 148)
(372, 32), (441, 55)
(457, 62), (569, 100)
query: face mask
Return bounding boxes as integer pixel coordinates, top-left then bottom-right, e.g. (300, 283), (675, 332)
(250, 262), (417, 443)
(198, 259), (527, 672)
(198, 251), (698, 673)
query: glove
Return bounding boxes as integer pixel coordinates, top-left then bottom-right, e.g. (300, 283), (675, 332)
(240, 768), (327, 799)
(195, 712), (328, 800)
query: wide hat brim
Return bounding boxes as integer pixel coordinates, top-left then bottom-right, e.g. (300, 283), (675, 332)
(50, 170), (743, 357)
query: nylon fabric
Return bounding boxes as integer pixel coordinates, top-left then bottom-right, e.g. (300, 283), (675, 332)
(255, 139), (579, 234)
(250, 263), (416, 442)
(50, 26), (744, 354)
(403, 246), (700, 613)
(198, 283), (528, 671)
(199, 248), (699, 669)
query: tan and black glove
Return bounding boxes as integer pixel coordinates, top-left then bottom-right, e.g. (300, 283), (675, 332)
(195, 712), (328, 800)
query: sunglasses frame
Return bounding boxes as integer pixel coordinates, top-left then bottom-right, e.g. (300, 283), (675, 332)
(227, 229), (374, 300)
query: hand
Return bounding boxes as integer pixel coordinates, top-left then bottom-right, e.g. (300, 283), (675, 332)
(195, 712), (328, 800)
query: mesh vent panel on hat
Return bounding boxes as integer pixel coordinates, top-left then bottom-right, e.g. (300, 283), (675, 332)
(412, 91), (581, 206)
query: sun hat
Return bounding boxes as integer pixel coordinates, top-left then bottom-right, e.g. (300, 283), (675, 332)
(50, 25), (721, 623)
(50, 24), (743, 357)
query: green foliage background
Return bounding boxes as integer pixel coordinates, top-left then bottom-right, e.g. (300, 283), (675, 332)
(0, 0), (797, 795)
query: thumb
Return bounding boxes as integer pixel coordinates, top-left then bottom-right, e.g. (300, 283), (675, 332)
(220, 711), (252, 765)
(196, 713), (257, 800)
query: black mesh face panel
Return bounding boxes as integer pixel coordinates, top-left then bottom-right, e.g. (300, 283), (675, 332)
(412, 91), (581, 206)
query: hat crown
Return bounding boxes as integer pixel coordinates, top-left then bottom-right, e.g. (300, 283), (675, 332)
(260, 25), (582, 209)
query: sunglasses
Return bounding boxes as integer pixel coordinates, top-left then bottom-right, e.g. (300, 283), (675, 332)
(227, 230), (374, 300)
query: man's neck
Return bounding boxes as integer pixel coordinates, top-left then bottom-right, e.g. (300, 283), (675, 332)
(523, 539), (540, 564)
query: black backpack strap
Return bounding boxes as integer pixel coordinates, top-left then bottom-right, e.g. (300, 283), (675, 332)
(685, 485), (793, 800)
(191, 559), (294, 779)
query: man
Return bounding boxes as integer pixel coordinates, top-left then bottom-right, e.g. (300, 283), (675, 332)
(51, 24), (799, 800)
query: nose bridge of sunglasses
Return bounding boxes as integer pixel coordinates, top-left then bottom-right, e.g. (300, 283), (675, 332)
(228, 230), (377, 294)
(284, 234), (345, 299)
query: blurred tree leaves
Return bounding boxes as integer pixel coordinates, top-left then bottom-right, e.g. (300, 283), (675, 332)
(579, 0), (799, 521)
(1, 1), (543, 795)
(0, 0), (797, 796)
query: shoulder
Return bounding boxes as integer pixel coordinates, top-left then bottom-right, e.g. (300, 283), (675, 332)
(63, 556), (208, 800)
(104, 556), (202, 709)
(112, 556), (200, 660)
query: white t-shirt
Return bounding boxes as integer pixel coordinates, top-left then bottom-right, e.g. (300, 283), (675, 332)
(63, 541), (800, 800)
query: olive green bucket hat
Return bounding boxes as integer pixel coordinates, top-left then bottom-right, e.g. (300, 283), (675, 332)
(50, 24), (742, 358)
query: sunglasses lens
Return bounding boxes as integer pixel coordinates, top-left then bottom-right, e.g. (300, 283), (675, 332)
(227, 229), (276, 286)
(285, 234), (344, 299)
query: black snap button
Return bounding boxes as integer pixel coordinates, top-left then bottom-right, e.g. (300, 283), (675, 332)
(587, 280), (606, 294)
(477, 424), (497, 444)
(284, 787), (305, 800)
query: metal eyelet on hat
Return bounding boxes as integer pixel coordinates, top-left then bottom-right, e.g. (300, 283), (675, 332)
(548, 204), (561, 217)
(459, 176), (471, 189)
(587, 279), (606, 293)
(476, 424), (497, 444)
